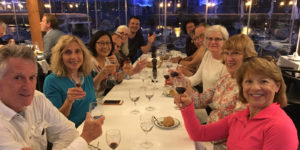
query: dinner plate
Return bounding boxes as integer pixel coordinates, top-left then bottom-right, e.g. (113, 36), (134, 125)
(154, 117), (180, 129)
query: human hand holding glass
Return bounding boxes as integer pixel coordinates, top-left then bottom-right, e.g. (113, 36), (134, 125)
(106, 129), (121, 150)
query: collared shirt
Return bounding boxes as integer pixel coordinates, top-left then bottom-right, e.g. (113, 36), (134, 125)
(0, 90), (89, 150)
(181, 103), (298, 150)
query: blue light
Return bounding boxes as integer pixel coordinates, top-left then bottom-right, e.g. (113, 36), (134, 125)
(135, 0), (153, 7)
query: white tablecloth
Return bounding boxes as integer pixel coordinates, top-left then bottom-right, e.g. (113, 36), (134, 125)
(77, 66), (213, 150)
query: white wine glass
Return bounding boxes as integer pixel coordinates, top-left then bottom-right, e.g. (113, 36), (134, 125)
(139, 70), (148, 88)
(140, 113), (154, 148)
(144, 85), (155, 111)
(129, 88), (140, 114)
(106, 129), (121, 150)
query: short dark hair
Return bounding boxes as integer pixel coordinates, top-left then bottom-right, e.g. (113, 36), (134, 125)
(182, 19), (199, 34)
(129, 16), (141, 24)
(44, 14), (59, 29)
(88, 30), (114, 57)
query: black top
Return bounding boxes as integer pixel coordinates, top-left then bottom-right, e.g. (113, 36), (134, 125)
(128, 31), (146, 63)
(185, 36), (197, 57)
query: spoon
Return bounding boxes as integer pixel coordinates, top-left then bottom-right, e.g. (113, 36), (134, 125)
(152, 116), (163, 126)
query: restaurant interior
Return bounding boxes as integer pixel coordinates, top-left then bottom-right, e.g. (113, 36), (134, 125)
(0, 0), (299, 150)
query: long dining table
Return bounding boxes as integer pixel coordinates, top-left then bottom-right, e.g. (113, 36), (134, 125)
(77, 55), (213, 150)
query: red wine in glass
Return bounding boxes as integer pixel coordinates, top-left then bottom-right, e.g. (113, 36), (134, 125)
(75, 83), (81, 87)
(109, 142), (118, 149)
(170, 71), (179, 77)
(176, 87), (186, 94)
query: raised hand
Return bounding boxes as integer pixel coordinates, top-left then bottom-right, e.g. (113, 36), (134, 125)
(66, 87), (86, 103)
(174, 93), (193, 109)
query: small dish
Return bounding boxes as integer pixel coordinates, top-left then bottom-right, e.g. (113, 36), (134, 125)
(154, 117), (180, 129)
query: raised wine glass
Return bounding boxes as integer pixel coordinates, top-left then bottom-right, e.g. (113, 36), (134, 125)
(71, 72), (85, 88)
(89, 102), (103, 120)
(173, 76), (187, 110)
(140, 113), (154, 148)
(144, 85), (155, 111)
(129, 88), (140, 114)
(106, 129), (121, 150)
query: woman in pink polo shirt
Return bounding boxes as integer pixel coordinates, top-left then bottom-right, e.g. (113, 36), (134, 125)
(176, 56), (298, 149)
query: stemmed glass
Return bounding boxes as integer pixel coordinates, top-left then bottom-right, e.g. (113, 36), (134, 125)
(105, 57), (117, 82)
(144, 85), (155, 111)
(106, 129), (121, 150)
(71, 73), (85, 88)
(140, 113), (154, 148)
(139, 70), (148, 88)
(173, 76), (187, 110)
(129, 88), (140, 114)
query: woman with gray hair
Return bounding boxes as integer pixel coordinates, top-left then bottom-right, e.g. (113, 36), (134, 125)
(115, 25), (130, 57)
(187, 25), (229, 91)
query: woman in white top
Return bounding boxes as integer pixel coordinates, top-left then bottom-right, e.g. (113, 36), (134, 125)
(188, 25), (228, 91)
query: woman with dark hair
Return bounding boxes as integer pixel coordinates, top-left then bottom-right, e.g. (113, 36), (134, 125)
(88, 30), (125, 98)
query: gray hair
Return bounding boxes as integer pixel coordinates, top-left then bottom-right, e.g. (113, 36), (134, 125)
(115, 25), (129, 33)
(0, 45), (37, 79)
(204, 25), (229, 48)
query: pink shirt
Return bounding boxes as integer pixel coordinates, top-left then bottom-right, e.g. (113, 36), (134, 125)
(181, 103), (298, 150)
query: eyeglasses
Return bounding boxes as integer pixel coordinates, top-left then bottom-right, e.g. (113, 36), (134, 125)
(96, 41), (111, 46)
(118, 32), (128, 37)
(192, 34), (205, 41)
(243, 55), (275, 63)
(223, 51), (242, 58)
(206, 37), (224, 42)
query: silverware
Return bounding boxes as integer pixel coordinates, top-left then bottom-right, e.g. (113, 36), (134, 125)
(152, 116), (163, 126)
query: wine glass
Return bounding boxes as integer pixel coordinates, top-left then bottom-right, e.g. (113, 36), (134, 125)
(139, 70), (148, 88)
(173, 76), (187, 95)
(89, 102), (103, 120)
(140, 113), (154, 148)
(106, 129), (121, 150)
(129, 88), (140, 114)
(144, 85), (155, 111)
(105, 57), (117, 81)
(123, 57), (132, 80)
(72, 73), (85, 88)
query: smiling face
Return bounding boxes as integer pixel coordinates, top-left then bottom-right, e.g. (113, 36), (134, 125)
(112, 34), (122, 53)
(62, 41), (83, 74)
(185, 22), (195, 36)
(206, 32), (224, 55)
(128, 18), (140, 34)
(95, 35), (112, 57)
(117, 28), (129, 43)
(242, 72), (280, 111)
(192, 26), (206, 48)
(223, 49), (243, 77)
(0, 57), (37, 112)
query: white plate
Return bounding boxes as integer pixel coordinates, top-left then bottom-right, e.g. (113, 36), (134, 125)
(154, 117), (180, 129)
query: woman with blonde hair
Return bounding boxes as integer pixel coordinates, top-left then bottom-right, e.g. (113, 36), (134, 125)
(43, 35), (96, 127)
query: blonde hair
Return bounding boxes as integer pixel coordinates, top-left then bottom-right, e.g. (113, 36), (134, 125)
(236, 57), (287, 107)
(50, 35), (93, 77)
(222, 34), (257, 64)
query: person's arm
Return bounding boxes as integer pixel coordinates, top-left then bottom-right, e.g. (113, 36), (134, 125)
(141, 33), (156, 53)
(181, 46), (205, 67)
(189, 87), (216, 109)
(262, 118), (298, 150)
(180, 101), (229, 141)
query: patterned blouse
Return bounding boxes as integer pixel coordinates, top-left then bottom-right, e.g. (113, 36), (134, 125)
(191, 73), (247, 124)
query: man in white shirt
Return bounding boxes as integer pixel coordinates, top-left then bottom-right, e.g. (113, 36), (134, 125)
(0, 45), (105, 150)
